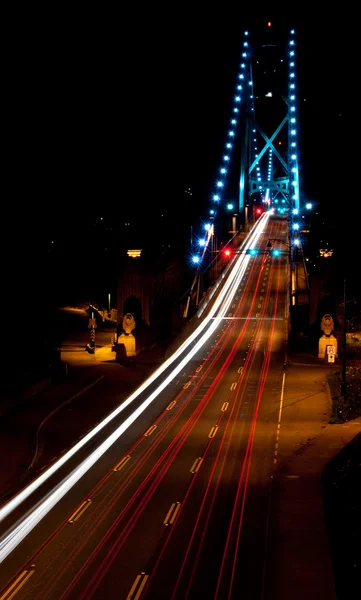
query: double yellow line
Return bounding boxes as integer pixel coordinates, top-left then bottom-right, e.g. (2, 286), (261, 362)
(68, 498), (92, 523)
(0, 566), (35, 600)
(163, 502), (181, 526)
(126, 572), (149, 600)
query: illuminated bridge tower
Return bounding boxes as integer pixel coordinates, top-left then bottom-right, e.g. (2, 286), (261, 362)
(238, 26), (301, 219)
(186, 25), (308, 327)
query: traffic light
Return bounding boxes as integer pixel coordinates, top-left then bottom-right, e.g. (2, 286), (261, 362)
(246, 248), (258, 256)
(223, 248), (232, 258)
(271, 248), (280, 257)
(256, 208), (262, 215)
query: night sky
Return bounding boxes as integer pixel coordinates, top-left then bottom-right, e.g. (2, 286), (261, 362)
(4, 7), (354, 315)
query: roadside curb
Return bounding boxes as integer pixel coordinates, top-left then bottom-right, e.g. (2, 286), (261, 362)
(28, 375), (105, 471)
(287, 359), (336, 368)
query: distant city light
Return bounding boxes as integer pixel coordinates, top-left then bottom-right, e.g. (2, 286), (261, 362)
(127, 249), (142, 258)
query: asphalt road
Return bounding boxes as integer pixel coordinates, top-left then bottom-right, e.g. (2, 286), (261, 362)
(0, 214), (292, 599)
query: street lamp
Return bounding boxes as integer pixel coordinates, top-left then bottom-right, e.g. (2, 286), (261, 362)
(341, 278), (347, 397)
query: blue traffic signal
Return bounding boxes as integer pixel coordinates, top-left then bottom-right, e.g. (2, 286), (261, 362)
(271, 248), (280, 257)
(246, 248), (258, 256)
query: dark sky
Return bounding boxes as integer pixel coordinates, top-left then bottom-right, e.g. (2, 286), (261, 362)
(4, 7), (354, 308)
(7, 9), (349, 223)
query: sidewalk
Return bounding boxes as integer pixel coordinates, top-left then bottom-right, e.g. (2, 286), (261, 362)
(266, 355), (361, 600)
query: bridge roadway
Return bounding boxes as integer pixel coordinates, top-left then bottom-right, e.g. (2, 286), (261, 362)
(0, 214), (293, 599)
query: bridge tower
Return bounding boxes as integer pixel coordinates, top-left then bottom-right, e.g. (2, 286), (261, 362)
(186, 25), (308, 327)
(238, 25), (300, 220)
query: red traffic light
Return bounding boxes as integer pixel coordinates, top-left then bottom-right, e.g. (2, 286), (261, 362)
(256, 208), (262, 215)
(223, 249), (232, 258)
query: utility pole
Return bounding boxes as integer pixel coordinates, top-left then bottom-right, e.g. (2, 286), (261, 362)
(341, 277), (347, 397)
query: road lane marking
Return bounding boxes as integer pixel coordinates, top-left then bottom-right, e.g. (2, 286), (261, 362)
(166, 400), (177, 411)
(258, 304), (262, 308)
(0, 567), (35, 600)
(183, 381), (191, 389)
(126, 572), (149, 600)
(190, 457), (203, 473)
(196, 365), (203, 373)
(238, 366), (243, 374)
(144, 425), (157, 437)
(113, 455), (131, 472)
(68, 499), (92, 523)
(274, 372), (286, 464)
(230, 382), (237, 391)
(221, 402), (229, 412)
(163, 502), (181, 525)
(208, 426), (219, 438)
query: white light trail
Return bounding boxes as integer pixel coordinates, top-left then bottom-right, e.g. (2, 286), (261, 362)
(0, 213), (269, 560)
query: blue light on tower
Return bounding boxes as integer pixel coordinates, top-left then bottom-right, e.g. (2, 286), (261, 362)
(288, 29), (300, 212)
(193, 30), (252, 270)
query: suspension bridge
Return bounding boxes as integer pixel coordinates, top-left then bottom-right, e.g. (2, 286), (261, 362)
(183, 23), (310, 334)
(0, 24), (323, 600)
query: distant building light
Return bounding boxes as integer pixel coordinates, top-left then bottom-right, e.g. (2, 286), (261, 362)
(319, 249), (333, 258)
(127, 249), (142, 258)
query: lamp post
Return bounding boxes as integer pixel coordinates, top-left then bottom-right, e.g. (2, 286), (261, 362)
(341, 277), (347, 397)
